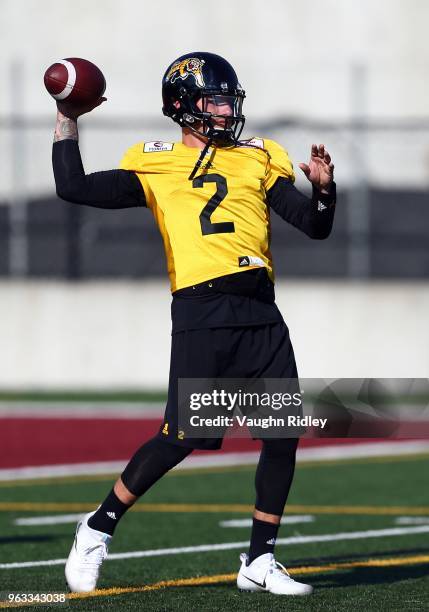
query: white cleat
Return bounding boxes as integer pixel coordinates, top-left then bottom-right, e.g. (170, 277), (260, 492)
(65, 511), (111, 593)
(237, 552), (313, 596)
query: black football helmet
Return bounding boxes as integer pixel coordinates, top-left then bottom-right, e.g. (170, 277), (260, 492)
(162, 52), (246, 146)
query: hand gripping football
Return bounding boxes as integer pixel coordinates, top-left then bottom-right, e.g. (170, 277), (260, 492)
(44, 58), (106, 105)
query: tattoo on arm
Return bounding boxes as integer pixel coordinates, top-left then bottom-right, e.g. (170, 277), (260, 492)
(54, 116), (78, 142)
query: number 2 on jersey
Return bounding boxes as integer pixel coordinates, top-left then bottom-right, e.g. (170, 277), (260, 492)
(192, 174), (235, 236)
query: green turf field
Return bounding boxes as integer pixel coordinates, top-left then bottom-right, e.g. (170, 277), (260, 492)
(0, 454), (428, 611)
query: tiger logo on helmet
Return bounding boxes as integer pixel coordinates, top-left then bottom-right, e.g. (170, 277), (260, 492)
(166, 57), (206, 88)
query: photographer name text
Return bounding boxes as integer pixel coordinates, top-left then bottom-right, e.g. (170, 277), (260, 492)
(189, 415), (327, 429)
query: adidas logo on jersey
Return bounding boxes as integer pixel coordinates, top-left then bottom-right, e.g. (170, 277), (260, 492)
(106, 512), (117, 520)
(317, 201), (327, 211)
(238, 255), (265, 267)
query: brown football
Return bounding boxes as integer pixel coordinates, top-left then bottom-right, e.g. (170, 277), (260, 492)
(44, 57), (106, 105)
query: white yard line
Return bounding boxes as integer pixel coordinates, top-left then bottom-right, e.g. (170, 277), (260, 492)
(15, 514), (315, 528)
(1, 525), (429, 570)
(0, 461), (130, 481)
(0, 402), (164, 419)
(1, 402), (427, 419)
(14, 514), (85, 526)
(1, 440), (428, 482)
(395, 516), (429, 525)
(294, 440), (429, 461)
(220, 515), (314, 527)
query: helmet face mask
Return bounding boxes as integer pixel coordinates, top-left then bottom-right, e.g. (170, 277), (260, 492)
(182, 93), (245, 145)
(162, 52), (246, 146)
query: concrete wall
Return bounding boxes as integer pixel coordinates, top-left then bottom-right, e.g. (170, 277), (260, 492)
(0, 281), (427, 389)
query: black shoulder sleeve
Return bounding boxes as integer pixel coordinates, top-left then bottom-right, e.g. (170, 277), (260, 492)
(52, 139), (146, 209)
(267, 177), (336, 239)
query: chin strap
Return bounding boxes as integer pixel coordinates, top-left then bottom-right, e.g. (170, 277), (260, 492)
(188, 134), (214, 181)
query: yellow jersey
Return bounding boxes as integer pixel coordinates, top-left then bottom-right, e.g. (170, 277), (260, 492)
(119, 137), (295, 292)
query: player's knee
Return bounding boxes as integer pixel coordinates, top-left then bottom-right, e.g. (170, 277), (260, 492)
(121, 437), (193, 497)
(156, 437), (195, 462)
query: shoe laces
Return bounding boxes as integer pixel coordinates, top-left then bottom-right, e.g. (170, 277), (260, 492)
(81, 542), (108, 572)
(268, 558), (293, 581)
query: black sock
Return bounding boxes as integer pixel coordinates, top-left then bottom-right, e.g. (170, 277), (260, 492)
(87, 488), (131, 536)
(248, 518), (280, 564)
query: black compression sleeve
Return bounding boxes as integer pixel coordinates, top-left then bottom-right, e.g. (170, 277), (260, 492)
(52, 139), (146, 209)
(267, 177), (336, 239)
(121, 437), (193, 497)
(255, 438), (299, 515)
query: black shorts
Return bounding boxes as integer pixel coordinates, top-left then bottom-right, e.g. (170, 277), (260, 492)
(156, 321), (299, 450)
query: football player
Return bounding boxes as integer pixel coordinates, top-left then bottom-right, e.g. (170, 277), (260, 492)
(52, 52), (335, 596)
